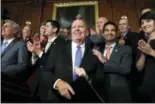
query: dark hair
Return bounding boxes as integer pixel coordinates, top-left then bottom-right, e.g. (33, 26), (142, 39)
(103, 21), (118, 32)
(140, 11), (155, 25)
(47, 20), (60, 33)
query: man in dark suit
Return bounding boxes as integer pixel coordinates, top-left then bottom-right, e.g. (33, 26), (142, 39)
(118, 18), (142, 102)
(34, 19), (103, 103)
(93, 21), (132, 102)
(1, 20), (28, 76)
(118, 17), (139, 54)
(26, 20), (66, 97)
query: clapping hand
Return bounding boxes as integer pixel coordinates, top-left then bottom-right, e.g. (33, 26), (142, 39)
(138, 39), (153, 56)
(92, 49), (106, 63)
(27, 41), (44, 56)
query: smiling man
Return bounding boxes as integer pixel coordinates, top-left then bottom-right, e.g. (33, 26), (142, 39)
(93, 21), (132, 102)
(36, 19), (103, 103)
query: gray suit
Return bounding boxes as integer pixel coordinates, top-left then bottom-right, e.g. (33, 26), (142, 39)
(103, 44), (132, 102)
(1, 39), (28, 76)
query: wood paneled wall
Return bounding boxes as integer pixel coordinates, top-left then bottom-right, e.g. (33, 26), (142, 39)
(2, 0), (155, 32)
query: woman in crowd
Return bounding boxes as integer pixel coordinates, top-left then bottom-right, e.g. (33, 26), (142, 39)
(136, 11), (155, 102)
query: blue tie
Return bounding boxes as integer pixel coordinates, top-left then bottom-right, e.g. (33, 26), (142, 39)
(1, 42), (8, 52)
(73, 45), (82, 80)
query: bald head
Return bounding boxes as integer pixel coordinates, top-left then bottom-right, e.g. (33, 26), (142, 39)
(76, 14), (83, 20)
(97, 17), (108, 33)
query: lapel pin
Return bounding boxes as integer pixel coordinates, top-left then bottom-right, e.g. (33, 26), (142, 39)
(54, 42), (56, 44)
(115, 49), (118, 52)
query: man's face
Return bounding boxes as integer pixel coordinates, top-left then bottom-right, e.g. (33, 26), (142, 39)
(2, 22), (15, 39)
(63, 28), (69, 37)
(97, 17), (107, 32)
(45, 22), (53, 36)
(40, 25), (46, 35)
(103, 24), (117, 42)
(71, 20), (87, 42)
(22, 26), (31, 39)
(141, 19), (155, 35)
(119, 19), (130, 33)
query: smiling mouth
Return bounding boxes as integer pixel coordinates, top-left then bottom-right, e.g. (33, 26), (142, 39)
(74, 32), (82, 35)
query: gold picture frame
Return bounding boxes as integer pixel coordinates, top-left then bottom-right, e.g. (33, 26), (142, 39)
(52, 1), (99, 30)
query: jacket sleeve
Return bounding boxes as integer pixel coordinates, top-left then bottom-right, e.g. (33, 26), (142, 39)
(104, 46), (132, 75)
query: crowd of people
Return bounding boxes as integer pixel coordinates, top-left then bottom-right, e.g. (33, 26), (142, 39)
(1, 8), (155, 103)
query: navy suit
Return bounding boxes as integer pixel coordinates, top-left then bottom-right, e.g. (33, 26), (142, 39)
(35, 40), (103, 102)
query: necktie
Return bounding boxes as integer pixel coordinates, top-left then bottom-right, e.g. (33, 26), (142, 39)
(1, 42), (8, 52)
(73, 45), (82, 80)
(44, 41), (52, 53)
(106, 45), (112, 60)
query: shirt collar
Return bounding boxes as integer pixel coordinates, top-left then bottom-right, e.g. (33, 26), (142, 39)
(72, 41), (85, 48)
(122, 32), (128, 37)
(3, 38), (15, 44)
(48, 36), (57, 43)
(106, 42), (116, 49)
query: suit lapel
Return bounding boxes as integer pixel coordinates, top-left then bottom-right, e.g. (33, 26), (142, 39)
(80, 43), (91, 67)
(1, 39), (17, 57)
(110, 44), (120, 60)
(45, 37), (59, 54)
(65, 41), (73, 81)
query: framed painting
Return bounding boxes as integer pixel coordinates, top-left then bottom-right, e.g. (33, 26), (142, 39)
(52, 1), (99, 30)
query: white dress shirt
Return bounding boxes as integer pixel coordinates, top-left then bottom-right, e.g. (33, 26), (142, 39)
(38, 36), (57, 58)
(53, 41), (85, 89)
(103, 42), (116, 58)
(31, 36), (57, 65)
(2, 38), (15, 48)
(121, 32), (128, 38)
(72, 41), (85, 72)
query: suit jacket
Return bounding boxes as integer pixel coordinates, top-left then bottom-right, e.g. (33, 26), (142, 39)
(27, 36), (67, 96)
(103, 43), (132, 102)
(120, 31), (139, 54)
(139, 39), (155, 102)
(36, 40), (103, 103)
(119, 31), (143, 87)
(138, 31), (147, 41)
(1, 38), (29, 77)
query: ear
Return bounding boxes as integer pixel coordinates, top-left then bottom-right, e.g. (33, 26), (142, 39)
(12, 28), (17, 36)
(53, 27), (57, 33)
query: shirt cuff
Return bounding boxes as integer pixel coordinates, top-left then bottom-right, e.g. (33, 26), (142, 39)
(39, 52), (44, 58)
(53, 79), (61, 90)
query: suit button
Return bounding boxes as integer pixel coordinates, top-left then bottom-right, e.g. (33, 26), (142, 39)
(40, 65), (43, 68)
